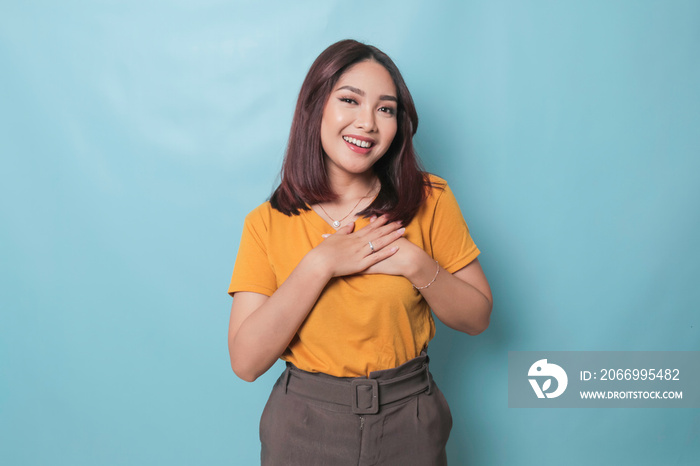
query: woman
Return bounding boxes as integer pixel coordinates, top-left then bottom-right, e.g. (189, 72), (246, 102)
(228, 39), (492, 465)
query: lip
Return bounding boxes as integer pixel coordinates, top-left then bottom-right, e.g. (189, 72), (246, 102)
(343, 137), (372, 154)
(343, 134), (376, 144)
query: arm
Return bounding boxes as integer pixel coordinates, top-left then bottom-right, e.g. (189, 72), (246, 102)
(364, 239), (492, 335)
(228, 254), (333, 382)
(405, 180), (491, 334)
(228, 216), (405, 382)
(406, 250), (492, 335)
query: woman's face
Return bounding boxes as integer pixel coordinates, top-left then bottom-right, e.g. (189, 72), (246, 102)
(320, 60), (398, 178)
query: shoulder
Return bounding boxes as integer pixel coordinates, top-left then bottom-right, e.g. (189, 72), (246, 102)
(424, 173), (451, 204)
(244, 201), (299, 229)
(244, 201), (271, 222)
(413, 173), (464, 224)
(242, 201), (276, 232)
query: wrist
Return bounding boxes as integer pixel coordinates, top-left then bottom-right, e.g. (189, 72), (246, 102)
(301, 249), (334, 282)
(405, 251), (437, 284)
(411, 260), (440, 290)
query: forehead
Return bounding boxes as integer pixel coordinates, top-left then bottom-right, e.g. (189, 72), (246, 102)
(335, 60), (397, 96)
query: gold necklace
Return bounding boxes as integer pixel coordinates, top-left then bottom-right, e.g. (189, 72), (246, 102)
(317, 183), (377, 229)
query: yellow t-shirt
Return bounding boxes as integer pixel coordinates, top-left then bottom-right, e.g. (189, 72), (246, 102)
(228, 174), (480, 377)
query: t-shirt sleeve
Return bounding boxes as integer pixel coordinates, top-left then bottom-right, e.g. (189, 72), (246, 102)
(228, 207), (278, 297)
(430, 182), (480, 273)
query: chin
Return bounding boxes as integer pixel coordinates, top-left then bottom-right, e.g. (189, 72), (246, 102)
(330, 158), (371, 174)
(324, 151), (383, 177)
(345, 163), (377, 175)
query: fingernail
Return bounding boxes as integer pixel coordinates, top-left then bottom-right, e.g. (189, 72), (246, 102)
(397, 227), (406, 234)
(391, 246), (399, 252)
(370, 215), (377, 222)
(322, 234), (330, 238)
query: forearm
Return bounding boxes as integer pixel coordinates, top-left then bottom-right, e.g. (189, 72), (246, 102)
(407, 253), (492, 335)
(229, 254), (331, 381)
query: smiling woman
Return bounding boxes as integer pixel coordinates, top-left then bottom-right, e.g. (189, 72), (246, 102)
(320, 61), (398, 177)
(227, 39), (492, 465)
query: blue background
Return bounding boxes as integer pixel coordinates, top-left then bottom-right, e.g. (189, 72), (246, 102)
(2, 1), (698, 464)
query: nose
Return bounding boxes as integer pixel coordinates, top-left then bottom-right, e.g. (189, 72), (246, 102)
(354, 104), (377, 132)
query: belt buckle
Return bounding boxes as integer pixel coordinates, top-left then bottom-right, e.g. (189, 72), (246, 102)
(350, 379), (379, 414)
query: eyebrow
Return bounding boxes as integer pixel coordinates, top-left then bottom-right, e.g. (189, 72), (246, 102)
(336, 85), (398, 102)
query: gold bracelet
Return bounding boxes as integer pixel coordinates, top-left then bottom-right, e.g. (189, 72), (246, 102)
(412, 260), (440, 290)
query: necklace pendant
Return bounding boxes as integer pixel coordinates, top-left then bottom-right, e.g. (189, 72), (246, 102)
(332, 220), (341, 228)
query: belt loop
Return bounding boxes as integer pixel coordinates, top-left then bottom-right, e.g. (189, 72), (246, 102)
(283, 367), (291, 394)
(424, 364), (432, 395)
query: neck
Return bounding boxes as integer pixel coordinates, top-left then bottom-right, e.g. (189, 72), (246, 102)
(326, 170), (378, 202)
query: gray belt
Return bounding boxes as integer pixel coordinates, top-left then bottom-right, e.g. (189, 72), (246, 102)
(282, 363), (432, 415)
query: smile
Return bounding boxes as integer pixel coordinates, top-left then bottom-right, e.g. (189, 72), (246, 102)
(343, 136), (374, 149)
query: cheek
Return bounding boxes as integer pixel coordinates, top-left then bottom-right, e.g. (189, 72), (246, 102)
(319, 122), (332, 154)
(383, 121), (398, 146)
(321, 108), (345, 138)
(320, 111), (337, 146)
(325, 100), (346, 120)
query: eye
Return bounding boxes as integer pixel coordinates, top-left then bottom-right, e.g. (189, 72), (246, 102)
(379, 106), (396, 116)
(339, 97), (358, 105)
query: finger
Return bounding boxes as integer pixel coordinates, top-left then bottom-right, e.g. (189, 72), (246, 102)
(363, 239), (379, 256)
(369, 215), (377, 223)
(370, 221), (404, 240)
(357, 215), (390, 236)
(367, 227), (405, 251)
(364, 245), (399, 266)
(336, 222), (355, 234)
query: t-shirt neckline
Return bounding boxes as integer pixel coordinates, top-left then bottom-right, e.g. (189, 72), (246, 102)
(302, 204), (372, 233)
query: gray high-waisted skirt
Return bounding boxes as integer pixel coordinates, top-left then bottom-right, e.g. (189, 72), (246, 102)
(259, 352), (452, 465)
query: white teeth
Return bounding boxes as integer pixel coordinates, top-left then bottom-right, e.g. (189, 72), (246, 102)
(343, 136), (372, 148)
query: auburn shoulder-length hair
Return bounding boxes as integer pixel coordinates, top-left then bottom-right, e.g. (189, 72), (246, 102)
(270, 39), (435, 225)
